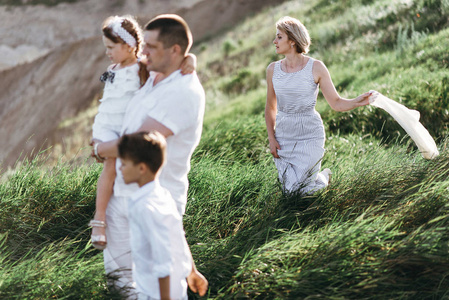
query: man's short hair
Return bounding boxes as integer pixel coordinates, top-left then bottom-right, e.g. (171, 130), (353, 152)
(144, 14), (193, 55)
(118, 131), (166, 174)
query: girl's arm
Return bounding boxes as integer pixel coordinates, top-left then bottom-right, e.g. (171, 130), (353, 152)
(265, 62), (281, 158)
(313, 60), (371, 112)
(180, 53), (197, 74)
(158, 276), (170, 300)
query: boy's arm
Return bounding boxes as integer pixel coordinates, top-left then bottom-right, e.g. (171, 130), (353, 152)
(158, 276), (170, 300)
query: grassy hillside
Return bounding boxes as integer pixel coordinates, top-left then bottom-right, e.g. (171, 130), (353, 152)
(1, 0), (449, 298)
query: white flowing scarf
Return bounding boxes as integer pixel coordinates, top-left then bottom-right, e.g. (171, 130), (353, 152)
(368, 90), (439, 160)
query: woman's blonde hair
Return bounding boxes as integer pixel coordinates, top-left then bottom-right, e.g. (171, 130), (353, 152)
(276, 16), (311, 54)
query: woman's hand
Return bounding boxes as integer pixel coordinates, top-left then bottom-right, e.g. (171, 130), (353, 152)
(269, 138), (281, 158)
(352, 91), (372, 107)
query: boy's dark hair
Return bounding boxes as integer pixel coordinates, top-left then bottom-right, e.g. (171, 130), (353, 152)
(144, 14), (192, 55)
(118, 131), (166, 174)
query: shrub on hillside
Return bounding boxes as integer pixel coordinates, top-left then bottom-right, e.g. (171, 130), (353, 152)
(220, 69), (261, 95)
(195, 115), (268, 164)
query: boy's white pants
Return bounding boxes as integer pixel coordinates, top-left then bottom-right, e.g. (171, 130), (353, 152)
(137, 293), (188, 300)
(104, 195), (189, 300)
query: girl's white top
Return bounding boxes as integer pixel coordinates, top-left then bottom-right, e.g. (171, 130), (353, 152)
(92, 63), (141, 142)
(369, 91), (439, 159)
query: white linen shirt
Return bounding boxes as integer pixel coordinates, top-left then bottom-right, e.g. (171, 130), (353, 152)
(128, 180), (192, 299)
(114, 70), (205, 214)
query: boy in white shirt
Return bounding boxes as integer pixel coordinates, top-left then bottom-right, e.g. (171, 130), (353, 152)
(118, 131), (192, 300)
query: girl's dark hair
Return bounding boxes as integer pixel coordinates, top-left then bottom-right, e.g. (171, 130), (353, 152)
(102, 15), (149, 86)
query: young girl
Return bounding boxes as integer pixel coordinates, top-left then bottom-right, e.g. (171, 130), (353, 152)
(89, 15), (196, 250)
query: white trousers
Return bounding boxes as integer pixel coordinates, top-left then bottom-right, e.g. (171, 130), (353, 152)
(104, 195), (136, 299)
(137, 293), (188, 300)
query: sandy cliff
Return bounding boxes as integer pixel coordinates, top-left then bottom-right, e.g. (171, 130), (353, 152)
(0, 0), (201, 70)
(0, 37), (106, 166)
(0, 0), (283, 168)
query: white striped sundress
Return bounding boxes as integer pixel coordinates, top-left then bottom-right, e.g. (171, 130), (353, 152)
(272, 57), (329, 194)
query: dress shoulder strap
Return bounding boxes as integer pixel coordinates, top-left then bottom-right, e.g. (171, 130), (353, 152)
(275, 60), (282, 70)
(272, 60), (281, 76)
(304, 57), (316, 74)
(306, 57), (315, 68)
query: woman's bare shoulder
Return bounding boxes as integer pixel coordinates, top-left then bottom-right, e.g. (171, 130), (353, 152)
(266, 61), (277, 72)
(310, 57), (326, 68)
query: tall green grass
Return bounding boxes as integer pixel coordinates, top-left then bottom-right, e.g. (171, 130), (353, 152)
(1, 0), (448, 298)
(0, 154), (127, 299)
(186, 126), (449, 297)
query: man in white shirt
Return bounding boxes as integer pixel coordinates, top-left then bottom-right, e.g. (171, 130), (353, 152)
(94, 14), (207, 298)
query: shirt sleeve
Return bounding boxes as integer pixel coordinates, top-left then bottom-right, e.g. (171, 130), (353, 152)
(145, 75), (203, 135)
(139, 204), (174, 278)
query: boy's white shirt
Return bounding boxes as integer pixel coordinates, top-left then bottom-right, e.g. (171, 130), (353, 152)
(128, 179), (192, 299)
(114, 70), (205, 215)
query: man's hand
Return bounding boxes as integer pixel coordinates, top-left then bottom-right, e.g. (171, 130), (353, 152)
(187, 267), (208, 296)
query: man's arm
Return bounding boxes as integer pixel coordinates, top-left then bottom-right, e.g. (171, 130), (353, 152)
(187, 260), (208, 296)
(94, 139), (120, 160)
(138, 116), (174, 138)
(92, 116), (173, 161)
(186, 247), (208, 296)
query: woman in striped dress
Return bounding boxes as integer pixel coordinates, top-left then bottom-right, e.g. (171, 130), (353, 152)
(265, 16), (372, 194)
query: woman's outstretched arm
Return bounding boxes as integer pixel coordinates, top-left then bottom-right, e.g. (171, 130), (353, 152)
(314, 60), (371, 112)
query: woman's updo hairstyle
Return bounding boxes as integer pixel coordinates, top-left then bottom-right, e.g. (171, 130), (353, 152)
(276, 16), (311, 54)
